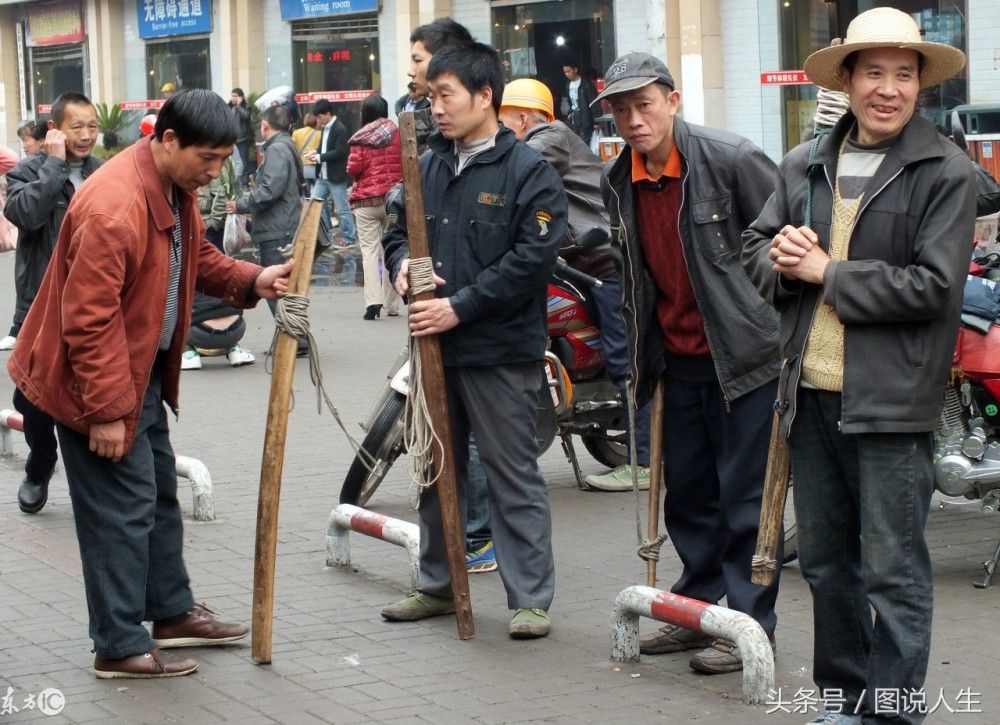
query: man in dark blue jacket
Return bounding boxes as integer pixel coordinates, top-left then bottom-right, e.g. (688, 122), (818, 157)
(380, 41), (567, 639)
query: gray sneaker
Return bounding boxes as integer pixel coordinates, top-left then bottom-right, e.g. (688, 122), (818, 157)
(806, 713), (861, 725)
(381, 591), (455, 621)
(688, 636), (776, 674)
(639, 623), (714, 654)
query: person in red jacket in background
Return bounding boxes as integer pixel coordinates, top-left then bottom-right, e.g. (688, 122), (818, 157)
(348, 94), (403, 319)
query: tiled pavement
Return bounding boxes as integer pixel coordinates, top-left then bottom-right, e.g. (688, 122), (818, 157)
(1, 250), (999, 724)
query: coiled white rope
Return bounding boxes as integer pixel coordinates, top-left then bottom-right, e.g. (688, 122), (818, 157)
(401, 256), (445, 508)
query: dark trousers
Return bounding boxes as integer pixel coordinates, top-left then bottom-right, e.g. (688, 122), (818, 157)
(13, 389), (57, 483)
(417, 362), (555, 609)
(56, 369), (194, 659)
(660, 376), (778, 636)
(790, 389), (934, 724)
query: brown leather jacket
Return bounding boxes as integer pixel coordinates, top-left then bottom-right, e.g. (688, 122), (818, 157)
(8, 136), (262, 453)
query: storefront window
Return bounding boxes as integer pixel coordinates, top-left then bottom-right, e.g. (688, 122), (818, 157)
(492, 0), (615, 121)
(770, 0), (967, 153)
(30, 44), (87, 110)
(292, 19), (380, 134)
(146, 37), (211, 96)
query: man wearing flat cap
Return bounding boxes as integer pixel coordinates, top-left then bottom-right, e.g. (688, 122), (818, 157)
(743, 8), (974, 724)
(599, 52), (780, 674)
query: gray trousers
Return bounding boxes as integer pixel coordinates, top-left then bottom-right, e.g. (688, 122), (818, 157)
(417, 362), (555, 610)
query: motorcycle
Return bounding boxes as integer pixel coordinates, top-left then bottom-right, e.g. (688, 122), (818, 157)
(339, 243), (627, 507)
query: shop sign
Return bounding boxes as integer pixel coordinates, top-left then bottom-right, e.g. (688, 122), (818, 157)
(307, 50), (353, 63)
(120, 100), (166, 110)
(760, 71), (811, 86)
(38, 104), (53, 114)
(136, 0), (213, 39)
(25, 1), (84, 47)
(280, 0), (378, 21)
(295, 90), (375, 103)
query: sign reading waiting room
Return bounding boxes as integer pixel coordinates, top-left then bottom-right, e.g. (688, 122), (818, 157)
(280, 0), (378, 20)
(136, 0), (213, 39)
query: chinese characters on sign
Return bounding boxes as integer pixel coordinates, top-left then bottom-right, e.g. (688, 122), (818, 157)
(306, 50), (353, 63)
(759, 71), (811, 86)
(136, 0), (213, 39)
(294, 90), (375, 103)
(25, 0), (84, 47)
(120, 100), (166, 110)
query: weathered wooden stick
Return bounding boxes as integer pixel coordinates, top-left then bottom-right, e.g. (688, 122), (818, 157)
(397, 112), (474, 640)
(750, 411), (790, 587)
(646, 379), (666, 588)
(252, 198), (323, 664)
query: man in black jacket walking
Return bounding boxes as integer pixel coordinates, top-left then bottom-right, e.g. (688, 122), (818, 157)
(4, 91), (103, 514)
(307, 98), (355, 245)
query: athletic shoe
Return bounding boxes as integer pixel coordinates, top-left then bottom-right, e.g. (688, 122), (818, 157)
(585, 464), (650, 491)
(181, 349), (202, 370)
(0, 335), (15, 351)
(226, 345), (255, 367)
(805, 713), (861, 725)
(466, 541), (498, 573)
(639, 623), (715, 654)
(688, 636), (776, 674)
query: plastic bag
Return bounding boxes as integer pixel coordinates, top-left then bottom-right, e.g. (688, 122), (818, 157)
(590, 130), (601, 157)
(223, 212), (250, 256)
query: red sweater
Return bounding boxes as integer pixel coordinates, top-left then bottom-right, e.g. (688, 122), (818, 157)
(633, 148), (710, 357)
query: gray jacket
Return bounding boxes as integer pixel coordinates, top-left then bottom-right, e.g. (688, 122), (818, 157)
(523, 120), (615, 280)
(235, 132), (302, 244)
(743, 112), (976, 436)
(601, 117), (780, 409)
(5, 151), (103, 326)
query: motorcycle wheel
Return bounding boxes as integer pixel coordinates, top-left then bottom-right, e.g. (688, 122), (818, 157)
(581, 431), (627, 470)
(340, 391), (406, 506)
(783, 478), (798, 565)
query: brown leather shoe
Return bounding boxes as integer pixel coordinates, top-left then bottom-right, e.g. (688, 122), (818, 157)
(152, 603), (249, 648)
(94, 648), (198, 679)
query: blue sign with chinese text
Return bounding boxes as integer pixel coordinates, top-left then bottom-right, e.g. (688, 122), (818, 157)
(280, 0), (377, 20)
(137, 0), (213, 39)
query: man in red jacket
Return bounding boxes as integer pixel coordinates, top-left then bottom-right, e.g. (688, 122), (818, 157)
(8, 89), (293, 679)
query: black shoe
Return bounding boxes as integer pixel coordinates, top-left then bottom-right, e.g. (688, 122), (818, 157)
(363, 304), (382, 320)
(296, 345), (310, 358)
(18, 476), (50, 514)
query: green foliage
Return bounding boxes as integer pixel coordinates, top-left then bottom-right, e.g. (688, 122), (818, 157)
(95, 102), (138, 150)
(218, 156), (238, 200)
(90, 144), (126, 160)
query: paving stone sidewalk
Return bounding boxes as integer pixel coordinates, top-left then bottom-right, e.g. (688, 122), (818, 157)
(0, 251), (998, 724)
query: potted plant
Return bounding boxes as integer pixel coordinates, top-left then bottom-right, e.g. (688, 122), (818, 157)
(95, 102), (137, 150)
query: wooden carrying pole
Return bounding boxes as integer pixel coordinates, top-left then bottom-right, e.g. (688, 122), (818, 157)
(750, 412), (790, 587)
(252, 198), (323, 664)
(646, 380), (666, 587)
(397, 112), (474, 639)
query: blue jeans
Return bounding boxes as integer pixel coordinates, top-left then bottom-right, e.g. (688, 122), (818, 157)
(56, 368), (195, 659)
(312, 177), (356, 245)
(591, 274), (650, 465)
(466, 434), (491, 550)
(790, 389), (934, 724)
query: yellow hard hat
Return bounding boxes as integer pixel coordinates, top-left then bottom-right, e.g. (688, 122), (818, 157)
(161, 82), (176, 93)
(501, 78), (555, 122)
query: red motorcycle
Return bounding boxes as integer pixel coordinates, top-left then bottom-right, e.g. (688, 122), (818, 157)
(339, 252), (626, 506)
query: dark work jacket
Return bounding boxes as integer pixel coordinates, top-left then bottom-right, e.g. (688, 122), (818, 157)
(566, 79), (598, 141)
(234, 132), (302, 244)
(602, 116), (780, 409)
(743, 112), (976, 436)
(382, 126), (567, 367)
(5, 151), (103, 326)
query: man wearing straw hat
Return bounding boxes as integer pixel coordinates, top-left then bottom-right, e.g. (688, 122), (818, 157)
(743, 8), (974, 724)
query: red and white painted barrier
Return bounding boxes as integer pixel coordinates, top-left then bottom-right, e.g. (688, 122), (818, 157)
(1, 408), (215, 521)
(326, 503), (420, 590)
(611, 585), (774, 704)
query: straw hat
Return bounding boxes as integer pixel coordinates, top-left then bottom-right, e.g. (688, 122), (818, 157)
(803, 7), (965, 90)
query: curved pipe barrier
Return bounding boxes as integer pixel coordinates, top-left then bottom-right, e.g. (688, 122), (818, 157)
(2, 409), (215, 522)
(326, 503), (420, 590)
(611, 585), (774, 705)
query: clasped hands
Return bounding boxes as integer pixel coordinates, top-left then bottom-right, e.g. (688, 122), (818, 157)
(769, 225), (829, 285)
